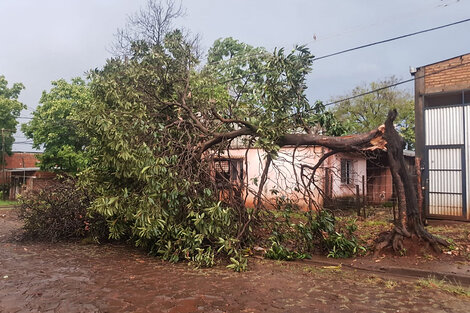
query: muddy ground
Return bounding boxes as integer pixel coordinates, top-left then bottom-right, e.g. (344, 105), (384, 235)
(1, 208), (470, 313)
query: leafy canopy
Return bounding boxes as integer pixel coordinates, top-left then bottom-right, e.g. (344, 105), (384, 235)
(330, 77), (414, 149)
(22, 78), (90, 173)
(0, 75), (25, 157)
(74, 23), (351, 268)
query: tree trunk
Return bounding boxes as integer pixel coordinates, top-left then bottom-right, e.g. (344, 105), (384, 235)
(375, 110), (448, 254)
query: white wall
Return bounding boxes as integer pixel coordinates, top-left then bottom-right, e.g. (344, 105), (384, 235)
(224, 147), (367, 210)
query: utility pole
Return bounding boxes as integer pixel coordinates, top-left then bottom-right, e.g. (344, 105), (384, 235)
(1, 128), (16, 200)
(1, 128), (5, 199)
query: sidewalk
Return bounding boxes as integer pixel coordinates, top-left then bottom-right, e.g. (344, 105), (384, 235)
(302, 254), (470, 286)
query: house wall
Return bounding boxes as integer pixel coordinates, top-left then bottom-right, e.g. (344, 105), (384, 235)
(423, 54), (470, 94)
(414, 53), (470, 221)
(0, 171), (11, 185)
(8, 171), (56, 200)
(4, 152), (39, 168)
(327, 153), (367, 200)
(1, 152), (52, 200)
(224, 147), (366, 210)
(367, 167), (393, 204)
(1, 152), (40, 185)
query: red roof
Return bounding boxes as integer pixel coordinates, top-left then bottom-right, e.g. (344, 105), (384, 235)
(4, 153), (40, 169)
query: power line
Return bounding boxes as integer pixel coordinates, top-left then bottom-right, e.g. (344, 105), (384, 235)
(13, 18), (470, 126)
(196, 17), (470, 92)
(12, 17), (470, 123)
(204, 16), (470, 69)
(313, 17), (470, 61)
(307, 1), (458, 43)
(323, 59), (470, 107)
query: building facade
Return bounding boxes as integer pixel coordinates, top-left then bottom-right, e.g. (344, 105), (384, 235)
(0, 152), (55, 200)
(414, 53), (470, 221)
(220, 146), (367, 210)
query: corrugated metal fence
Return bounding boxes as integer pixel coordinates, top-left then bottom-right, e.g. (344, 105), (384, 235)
(424, 104), (468, 220)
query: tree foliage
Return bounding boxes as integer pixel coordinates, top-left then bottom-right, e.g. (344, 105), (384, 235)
(24, 0), (439, 267)
(18, 176), (108, 242)
(74, 0), (356, 267)
(0, 75), (25, 157)
(22, 78), (90, 173)
(331, 77), (415, 149)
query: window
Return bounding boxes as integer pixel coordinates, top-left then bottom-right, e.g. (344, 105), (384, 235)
(340, 159), (354, 185)
(214, 158), (244, 187)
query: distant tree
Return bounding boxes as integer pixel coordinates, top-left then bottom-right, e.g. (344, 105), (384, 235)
(331, 77), (415, 149)
(22, 78), (90, 173)
(113, 0), (186, 56)
(0, 75), (25, 157)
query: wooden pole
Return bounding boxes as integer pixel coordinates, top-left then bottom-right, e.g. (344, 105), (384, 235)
(356, 185), (361, 216)
(362, 175), (366, 218)
(1, 128), (5, 200)
(415, 157), (424, 223)
(1, 128), (16, 200)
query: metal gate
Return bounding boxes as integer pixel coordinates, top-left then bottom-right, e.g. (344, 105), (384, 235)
(424, 105), (468, 220)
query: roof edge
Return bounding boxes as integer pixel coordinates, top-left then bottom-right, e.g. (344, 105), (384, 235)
(417, 52), (470, 70)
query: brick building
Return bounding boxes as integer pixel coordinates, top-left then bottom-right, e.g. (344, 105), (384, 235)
(414, 53), (470, 221)
(0, 152), (55, 200)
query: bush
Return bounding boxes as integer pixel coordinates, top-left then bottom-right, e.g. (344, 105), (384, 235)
(18, 177), (107, 242)
(0, 184), (9, 200)
(265, 197), (365, 260)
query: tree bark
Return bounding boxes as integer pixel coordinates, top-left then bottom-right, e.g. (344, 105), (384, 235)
(375, 110), (448, 254)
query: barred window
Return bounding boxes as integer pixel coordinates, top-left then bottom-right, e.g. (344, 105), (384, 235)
(214, 158), (244, 186)
(340, 159), (354, 184)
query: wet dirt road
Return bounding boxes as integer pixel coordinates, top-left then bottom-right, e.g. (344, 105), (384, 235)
(1, 208), (470, 313)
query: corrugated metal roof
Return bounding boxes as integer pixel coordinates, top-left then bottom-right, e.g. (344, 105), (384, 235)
(5, 167), (40, 172)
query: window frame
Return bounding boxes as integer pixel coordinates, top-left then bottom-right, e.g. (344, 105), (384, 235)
(340, 159), (354, 185)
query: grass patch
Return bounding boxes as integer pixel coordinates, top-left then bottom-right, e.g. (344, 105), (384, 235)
(0, 200), (17, 206)
(384, 280), (398, 289)
(361, 220), (391, 228)
(417, 277), (470, 298)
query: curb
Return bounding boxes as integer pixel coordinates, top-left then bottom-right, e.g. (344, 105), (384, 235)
(301, 257), (470, 286)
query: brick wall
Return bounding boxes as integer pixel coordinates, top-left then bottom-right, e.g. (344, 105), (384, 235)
(4, 153), (39, 169)
(424, 54), (470, 93)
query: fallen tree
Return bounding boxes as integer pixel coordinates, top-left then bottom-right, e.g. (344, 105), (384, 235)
(68, 0), (448, 269)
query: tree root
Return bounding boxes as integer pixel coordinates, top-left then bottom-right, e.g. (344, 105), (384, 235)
(374, 225), (449, 257)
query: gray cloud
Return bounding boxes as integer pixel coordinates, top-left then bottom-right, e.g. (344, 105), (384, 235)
(1, 0), (468, 151)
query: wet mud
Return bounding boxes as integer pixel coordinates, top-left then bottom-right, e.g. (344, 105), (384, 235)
(1, 208), (469, 312)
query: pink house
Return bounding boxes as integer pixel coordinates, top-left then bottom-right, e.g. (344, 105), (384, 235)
(216, 146), (367, 210)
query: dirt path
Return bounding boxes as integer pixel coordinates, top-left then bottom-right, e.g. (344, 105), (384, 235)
(1, 209), (470, 313)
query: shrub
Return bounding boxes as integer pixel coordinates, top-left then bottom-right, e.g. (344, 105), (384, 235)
(265, 197), (365, 260)
(0, 184), (9, 200)
(18, 177), (107, 242)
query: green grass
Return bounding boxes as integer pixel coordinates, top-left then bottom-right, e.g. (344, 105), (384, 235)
(417, 277), (470, 298)
(0, 199), (17, 206)
(361, 220), (391, 228)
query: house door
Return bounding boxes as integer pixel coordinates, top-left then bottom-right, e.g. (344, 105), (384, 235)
(424, 105), (467, 220)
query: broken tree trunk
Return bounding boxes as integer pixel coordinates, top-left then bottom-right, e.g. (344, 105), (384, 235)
(375, 110), (448, 254)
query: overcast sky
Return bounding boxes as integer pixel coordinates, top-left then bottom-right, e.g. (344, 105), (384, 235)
(1, 0), (469, 151)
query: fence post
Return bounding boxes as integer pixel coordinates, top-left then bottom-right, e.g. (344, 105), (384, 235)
(415, 157), (424, 223)
(355, 185), (361, 216)
(362, 175), (366, 218)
